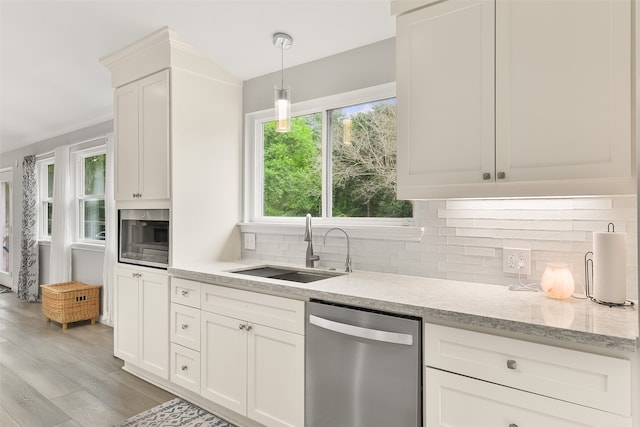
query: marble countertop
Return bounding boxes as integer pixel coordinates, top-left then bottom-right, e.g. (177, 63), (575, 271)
(169, 260), (639, 352)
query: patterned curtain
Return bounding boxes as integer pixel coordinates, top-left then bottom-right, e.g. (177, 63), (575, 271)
(18, 155), (39, 301)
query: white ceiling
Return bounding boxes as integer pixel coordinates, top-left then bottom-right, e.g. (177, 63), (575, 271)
(0, 0), (395, 154)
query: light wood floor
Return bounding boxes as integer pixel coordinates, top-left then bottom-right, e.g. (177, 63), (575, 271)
(0, 290), (174, 426)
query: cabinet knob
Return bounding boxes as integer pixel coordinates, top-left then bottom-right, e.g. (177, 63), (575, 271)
(482, 172), (491, 180)
(507, 359), (517, 370)
(246, 324), (253, 332)
(181, 323), (188, 330)
(181, 290), (189, 297)
(239, 324), (246, 330)
(497, 171), (506, 180)
(181, 365), (188, 372)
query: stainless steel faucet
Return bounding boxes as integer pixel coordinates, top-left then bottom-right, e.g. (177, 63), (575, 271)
(304, 214), (320, 267)
(323, 227), (352, 273)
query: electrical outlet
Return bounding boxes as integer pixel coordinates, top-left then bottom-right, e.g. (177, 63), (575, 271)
(243, 233), (256, 250)
(503, 248), (531, 275)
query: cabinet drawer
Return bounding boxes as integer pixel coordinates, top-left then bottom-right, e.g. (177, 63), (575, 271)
(201, 284), (305, 335)
(171, 278), (201, 308)
(425, 323), (631, 416)
(426, 368), (631, 427)
(170, 343), (200, 394)
(170, 303), (201, 351)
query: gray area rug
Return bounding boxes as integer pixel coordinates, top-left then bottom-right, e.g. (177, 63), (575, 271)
(120, 398), (234, 426)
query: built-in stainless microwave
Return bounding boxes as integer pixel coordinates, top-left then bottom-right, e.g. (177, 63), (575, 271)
(118, 209), (169, 269)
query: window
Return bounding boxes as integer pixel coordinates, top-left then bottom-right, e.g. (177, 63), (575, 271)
(247, 83), (412, 224)
(74, 148), (106, 242)
(37, 158), (55, 239)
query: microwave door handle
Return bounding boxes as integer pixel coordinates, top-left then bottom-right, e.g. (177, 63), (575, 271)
(308, 314), (413, 346)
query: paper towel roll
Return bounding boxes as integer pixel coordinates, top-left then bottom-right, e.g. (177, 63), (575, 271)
(593, 231), (627, 304)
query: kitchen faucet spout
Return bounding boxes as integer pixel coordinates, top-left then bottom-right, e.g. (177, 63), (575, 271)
(304, 214), (320, 267)
(323, 227), (352, 273)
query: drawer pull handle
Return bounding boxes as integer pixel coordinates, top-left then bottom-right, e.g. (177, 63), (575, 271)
(507, 359), (517, 370)
(181, 365), (188, 372)
(181, 290), (189, 297)
(509, 424), (518, 427)
(181, 323), (188, 330)
(239, 324), (246, 330)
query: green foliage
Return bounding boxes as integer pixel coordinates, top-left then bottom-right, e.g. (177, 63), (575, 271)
(331, 101), (412, 218)
(263, 115), (322, 216)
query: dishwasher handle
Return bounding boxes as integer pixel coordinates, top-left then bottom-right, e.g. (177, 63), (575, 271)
(309, 314), (414, 346)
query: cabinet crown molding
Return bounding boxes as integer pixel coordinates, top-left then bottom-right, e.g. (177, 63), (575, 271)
(101, 26), (241, 88)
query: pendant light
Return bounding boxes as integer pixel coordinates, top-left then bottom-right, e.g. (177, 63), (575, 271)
(273, 32), (293, 132)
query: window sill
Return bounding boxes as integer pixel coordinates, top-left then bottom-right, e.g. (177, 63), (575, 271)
(72, 242), (106, 252)
(238, 222), (424, 242)
(37, 240), (105, 252)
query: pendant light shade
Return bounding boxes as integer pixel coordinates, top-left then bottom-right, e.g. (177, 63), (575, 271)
(273, 32), (293, 133)
(275, 87), (291, 132)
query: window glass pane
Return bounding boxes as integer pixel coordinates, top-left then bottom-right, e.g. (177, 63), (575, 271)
(263, 113), (322, 217)
(84, 154), (105, 196)
(83, 199), (105, 240)
(46, 202), (53, 236)
(47, 164), (54, 198)
(329, 98), (412, 218)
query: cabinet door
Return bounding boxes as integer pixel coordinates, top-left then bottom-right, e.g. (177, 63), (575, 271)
(247, 325), (304, 427)
(201, 311), (248, 415)
(139, 269), (169, 379)
(138, 70), (170, 200)
(113, 266), (139, 363)
(495, 0), (632, 185)
(114, 82), (139, 201)
(426, 368), (631, 427)
(396, 0), (495, 195)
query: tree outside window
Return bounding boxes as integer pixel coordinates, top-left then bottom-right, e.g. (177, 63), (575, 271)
(262, 97), (412, 219)
(78, 152), (106, 241)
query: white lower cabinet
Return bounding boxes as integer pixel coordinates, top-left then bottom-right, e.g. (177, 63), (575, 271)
(426, 368), (631, 427)
(114, 264), (169, 379)
(200, 285), (305, 427)
(425, 323), (632, 427)
(170, 343), (201, 394)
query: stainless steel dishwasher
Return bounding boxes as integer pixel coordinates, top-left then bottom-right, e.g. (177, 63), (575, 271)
(306, 300), (422, 427)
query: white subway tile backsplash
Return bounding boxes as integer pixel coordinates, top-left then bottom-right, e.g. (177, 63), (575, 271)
(242, 196), (637, 299)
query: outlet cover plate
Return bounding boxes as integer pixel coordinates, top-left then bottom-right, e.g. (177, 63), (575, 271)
(243, 233), (256, 250)
(503, 248), (531, 275)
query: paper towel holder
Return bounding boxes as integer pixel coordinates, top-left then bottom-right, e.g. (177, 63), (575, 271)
(585, 222), (634, 307)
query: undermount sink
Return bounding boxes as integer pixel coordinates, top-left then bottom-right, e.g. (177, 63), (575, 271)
(231, 266), (342, 283)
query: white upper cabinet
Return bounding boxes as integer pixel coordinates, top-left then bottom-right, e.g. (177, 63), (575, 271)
(114, 69), (170, 202)
(495, 0), (632, 185)
(396, 0), (495, 190)
(395, 0), (635, 199)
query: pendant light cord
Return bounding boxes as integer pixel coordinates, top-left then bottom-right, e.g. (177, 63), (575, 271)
(280, 43), (285, 89)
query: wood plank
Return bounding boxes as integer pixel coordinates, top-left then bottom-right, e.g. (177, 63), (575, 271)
(0, 341), (82, 399)
(51, 390), (127, 427)
(0, 364), (71, 426)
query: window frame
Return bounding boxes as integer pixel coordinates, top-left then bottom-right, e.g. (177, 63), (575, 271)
(244, 82), (414, 228)
(72, 146), (106, 245)
(36, 157), (55, 241)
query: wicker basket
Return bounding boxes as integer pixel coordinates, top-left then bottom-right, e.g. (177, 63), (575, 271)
(41, 281), (101, 330)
